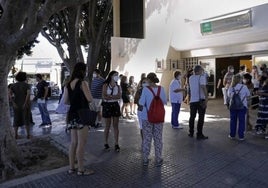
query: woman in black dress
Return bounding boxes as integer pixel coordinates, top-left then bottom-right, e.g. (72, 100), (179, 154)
(64, 62), (94, 176)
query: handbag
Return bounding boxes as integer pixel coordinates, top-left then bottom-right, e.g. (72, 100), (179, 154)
(78, 108), (97, 126)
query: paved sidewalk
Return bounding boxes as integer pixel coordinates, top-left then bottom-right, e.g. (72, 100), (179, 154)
(1, 99), (268, 188)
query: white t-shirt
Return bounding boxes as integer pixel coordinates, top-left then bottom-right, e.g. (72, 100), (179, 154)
(189, 74), (206, 103)
(139, 86), (167, 120)
(103, 83), (120, 102)
(227, 83), (250, 108)
(169, 79), (183, 103)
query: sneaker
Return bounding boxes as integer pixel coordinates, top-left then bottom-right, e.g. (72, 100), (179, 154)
(115, 144), (120, 152)
(256, 130), (265, 135)
(196, 134), (208, 140)
(155, 159), (163, 167)
(39, 123), (46, 127)
(239, 138), (245, 141)
(228, 135), (235, 140)
(104, 144), (110, 151)
(143, 159), (149, 166)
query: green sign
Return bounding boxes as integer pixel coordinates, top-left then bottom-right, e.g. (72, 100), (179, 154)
(201, 22), (212, 33)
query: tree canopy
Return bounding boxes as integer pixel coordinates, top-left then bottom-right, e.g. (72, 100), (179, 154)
(0, 0), (90, 180)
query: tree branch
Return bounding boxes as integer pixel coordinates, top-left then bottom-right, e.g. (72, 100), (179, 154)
(0, 0), (91, 54)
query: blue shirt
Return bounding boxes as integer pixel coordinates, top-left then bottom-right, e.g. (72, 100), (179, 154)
(91, 77), (105, 99)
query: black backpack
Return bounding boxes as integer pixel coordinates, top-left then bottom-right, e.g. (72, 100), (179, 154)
(228, 85), (245, 110)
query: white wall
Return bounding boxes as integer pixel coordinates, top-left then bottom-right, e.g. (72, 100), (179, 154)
(111, 0), (268, 97)
(170, 1), (268, 50)
(111, 1), (180, 85)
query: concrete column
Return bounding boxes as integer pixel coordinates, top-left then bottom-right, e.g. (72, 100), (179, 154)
(113, 0), (120, 37)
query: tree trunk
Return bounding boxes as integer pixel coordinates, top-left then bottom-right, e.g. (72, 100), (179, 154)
(0, 53), (20, 180)
(67, 6), (84, 71)
(0, 0), (92, 179)
(86, 0), (112, 82)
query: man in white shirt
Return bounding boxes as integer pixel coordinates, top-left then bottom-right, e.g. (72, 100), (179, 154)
(188, 65), (208, 140)
(169, 71), (185, 129)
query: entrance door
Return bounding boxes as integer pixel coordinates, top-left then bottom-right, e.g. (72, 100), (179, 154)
(215, 55), (251, 97)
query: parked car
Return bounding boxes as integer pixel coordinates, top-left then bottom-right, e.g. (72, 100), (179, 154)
(48, 82), (60, 97)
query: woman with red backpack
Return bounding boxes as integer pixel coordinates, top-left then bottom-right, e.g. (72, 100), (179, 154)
(139, 72), (167, 167)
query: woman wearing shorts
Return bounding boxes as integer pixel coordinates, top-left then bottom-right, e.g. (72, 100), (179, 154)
(102, 71), (122, 152)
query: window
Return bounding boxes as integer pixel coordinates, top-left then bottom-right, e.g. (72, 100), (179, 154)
(120, 0), (144, 38)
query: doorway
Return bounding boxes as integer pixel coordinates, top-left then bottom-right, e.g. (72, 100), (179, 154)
(215, 55), (252, 98)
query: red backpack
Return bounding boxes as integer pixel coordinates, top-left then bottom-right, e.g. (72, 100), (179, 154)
(147, 86), (165, 124)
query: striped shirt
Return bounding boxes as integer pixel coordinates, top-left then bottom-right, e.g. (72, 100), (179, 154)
(91, 77), (105, 99)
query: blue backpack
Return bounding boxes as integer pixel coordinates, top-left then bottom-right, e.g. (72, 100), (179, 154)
(228, 85), (245, 110)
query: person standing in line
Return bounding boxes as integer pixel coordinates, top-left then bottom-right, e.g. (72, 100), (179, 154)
(120, 75), (132, 119)
(251, 65), (260, 109)
(242, 73), (254, 131)
(102, 71), (122, 152)
(260, 63), (267, 75)
(183, 68), (193, 104)
(35, 74), (52, 126)
(169, 71), (185, 129)
(128, 76), (138, 115)
(222, 65), (235, 106)
(217, 69), (226, 97)
(134, 77), (149, 142)
(10, 72), (31, 139)
(135, 73), (147, 95)
(255, 77), (268, 136)
(91, 69), (105, 128)
(227, 74), (250, 140)
(188, 65), (209, 140)
(64, 62), (94, 176)
(239, 65), (247, 79)
(139, 72), (167, 167)
(259, 67), (268, 88)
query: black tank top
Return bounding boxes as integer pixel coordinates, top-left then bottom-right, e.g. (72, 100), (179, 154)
(67, 80), (89, 121)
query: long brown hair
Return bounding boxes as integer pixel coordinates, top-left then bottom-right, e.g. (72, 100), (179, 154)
(69, 62), (86, 83)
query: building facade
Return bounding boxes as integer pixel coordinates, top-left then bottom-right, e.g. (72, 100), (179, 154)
(111, 0), (268, 98)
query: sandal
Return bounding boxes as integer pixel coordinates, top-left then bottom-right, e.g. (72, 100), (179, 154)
(67, 169), (76, 174)
(77, 169), (94, 176)
(115, 144), (120, 152)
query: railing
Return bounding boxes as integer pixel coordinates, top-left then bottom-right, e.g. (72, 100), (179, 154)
(248, 95), (259, 108)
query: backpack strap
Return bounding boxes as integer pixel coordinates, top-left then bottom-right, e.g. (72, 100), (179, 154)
(147, 86), (161, 97)
(238, 85), (243, 94)
(239, 85), (247, 102)
(233, 85), (246, 102)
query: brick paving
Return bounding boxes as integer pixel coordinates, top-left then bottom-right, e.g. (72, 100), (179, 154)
(1, 99), (268, 188)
